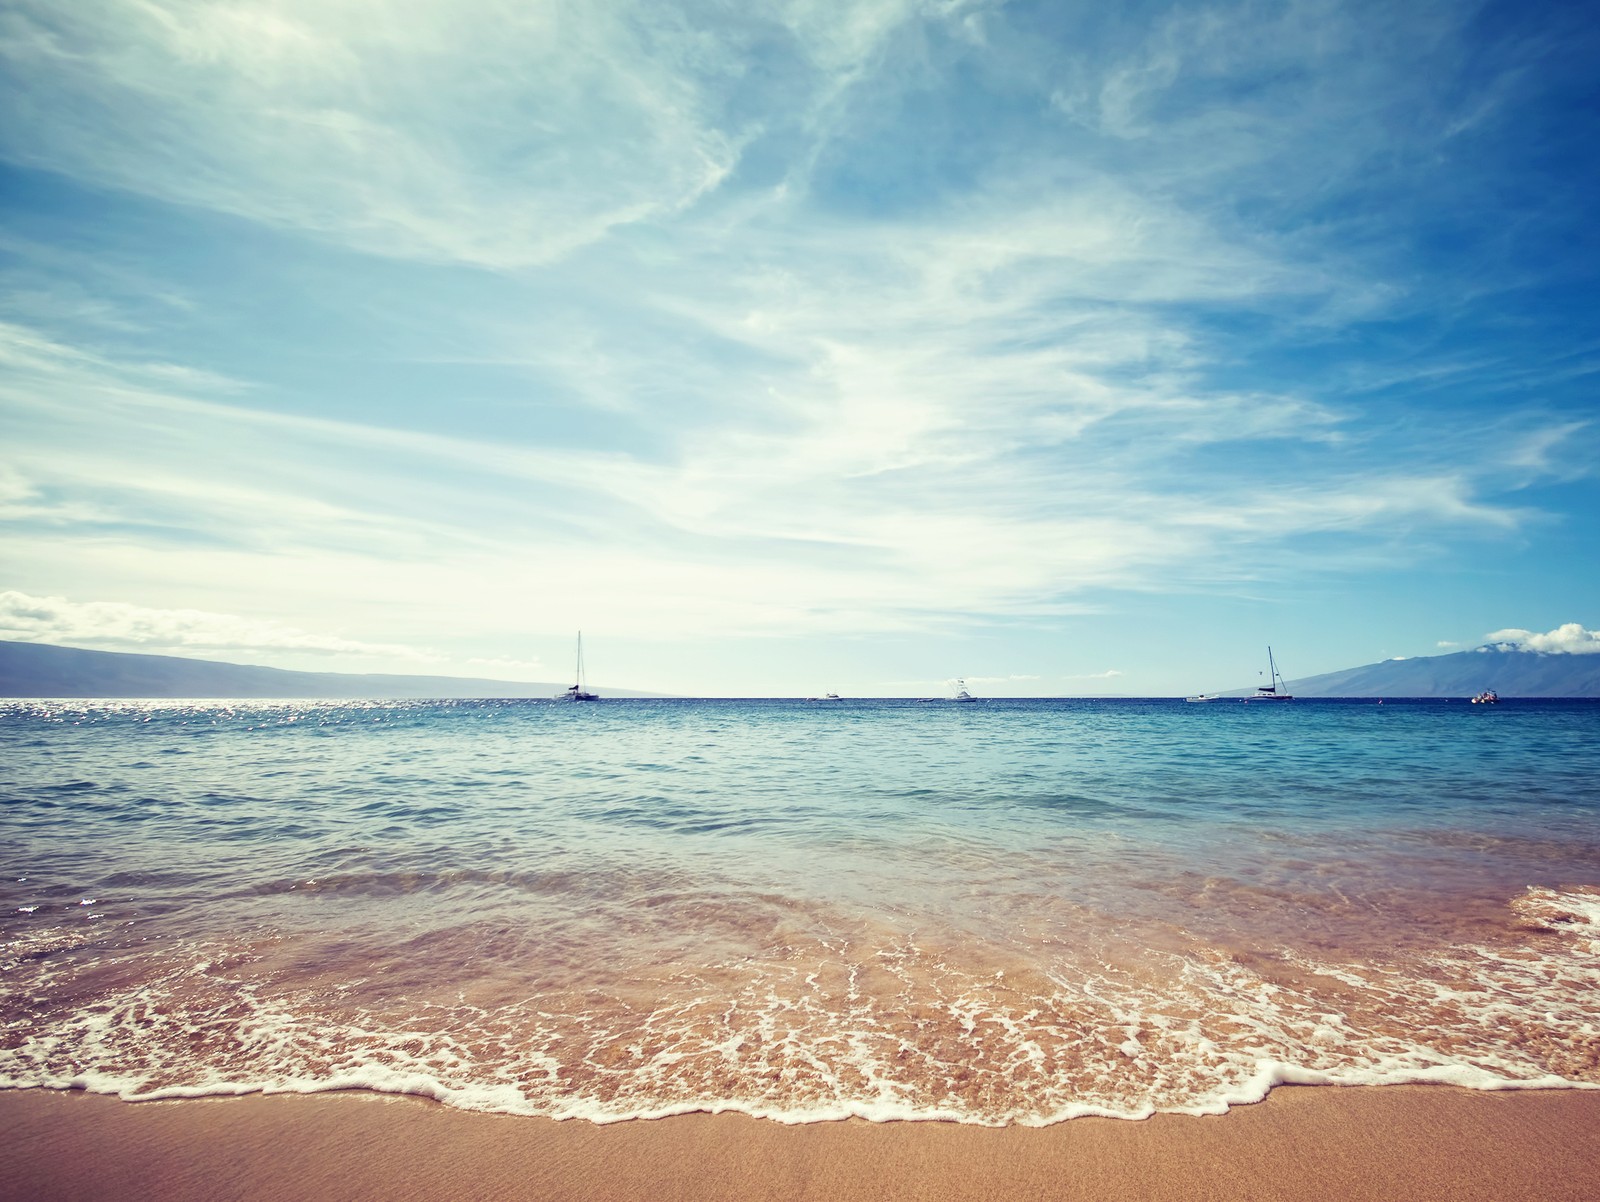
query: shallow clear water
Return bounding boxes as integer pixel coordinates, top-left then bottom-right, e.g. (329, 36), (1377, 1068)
(3, 697), (1598, 1123)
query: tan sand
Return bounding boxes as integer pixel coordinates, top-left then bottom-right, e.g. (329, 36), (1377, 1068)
(3, 1085), (1598, 1202)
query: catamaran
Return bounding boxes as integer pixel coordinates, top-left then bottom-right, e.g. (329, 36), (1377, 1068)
(1246, 646), (1293, 701)
(557, 631), (599, 702)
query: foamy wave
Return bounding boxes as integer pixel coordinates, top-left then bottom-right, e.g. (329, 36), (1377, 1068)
(4, 889), (1599, 1126)
(1512, 885), (1600, 946)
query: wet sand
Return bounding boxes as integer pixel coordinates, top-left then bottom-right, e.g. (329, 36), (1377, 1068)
(4, 1085), (1599, 1202)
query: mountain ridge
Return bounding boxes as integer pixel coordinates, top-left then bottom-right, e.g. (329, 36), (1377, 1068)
(1267, 646), (1600, 698)
(0, 639), (670, 699)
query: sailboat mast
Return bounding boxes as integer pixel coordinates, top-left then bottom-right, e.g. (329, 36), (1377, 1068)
(576, 630), (585, 691)
(1267, 646), (1276, 691)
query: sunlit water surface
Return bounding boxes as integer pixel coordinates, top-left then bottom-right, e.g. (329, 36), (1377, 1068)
(3, 697), (1598, 1123)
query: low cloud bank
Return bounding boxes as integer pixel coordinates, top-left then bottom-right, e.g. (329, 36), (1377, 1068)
(0, 589), (423, 660)
(1483, 623), (1600, 655)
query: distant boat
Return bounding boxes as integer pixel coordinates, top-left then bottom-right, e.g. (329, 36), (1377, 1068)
(1470, 689), (1499, 705)
(1244, 647), (1293, 702)
(557, 631), (599, 702)
(1185, 693), (1223, 703)
(806, 693), (842, 701)
(951, 678), (977, 703)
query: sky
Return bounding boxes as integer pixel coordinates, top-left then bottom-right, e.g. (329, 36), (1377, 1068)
(2, 0), (1598, 697)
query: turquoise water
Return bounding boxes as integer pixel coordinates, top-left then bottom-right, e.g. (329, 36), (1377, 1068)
(3, 698), (1598, 1123)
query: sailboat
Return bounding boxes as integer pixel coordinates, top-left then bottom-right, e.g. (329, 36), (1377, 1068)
(1246, 646), (1293, 702)
(557, 631), (599, 702)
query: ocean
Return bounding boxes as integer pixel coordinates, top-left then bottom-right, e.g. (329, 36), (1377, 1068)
(3, 697), (1598, 1125)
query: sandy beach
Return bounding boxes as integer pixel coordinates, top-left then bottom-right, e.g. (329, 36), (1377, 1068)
(4, 1085), (1599, 1202)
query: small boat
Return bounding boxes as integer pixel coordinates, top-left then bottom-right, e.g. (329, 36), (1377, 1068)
(1244, 647), (1293, 702)
(806, 693), (843, 701)
(557, 631), (599, 702)
(1185, 693), (1223, 703)
(1470, 689), (1499, 705)
(951, 678), (977, 703)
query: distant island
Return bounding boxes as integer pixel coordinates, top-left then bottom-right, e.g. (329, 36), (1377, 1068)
(0, 639), (671, 699)
(1268, 645), (1600, 698)
(3, 637), (1598, 700)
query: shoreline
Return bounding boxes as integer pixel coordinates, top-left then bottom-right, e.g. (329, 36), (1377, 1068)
(5, 1084), (1600, 1201)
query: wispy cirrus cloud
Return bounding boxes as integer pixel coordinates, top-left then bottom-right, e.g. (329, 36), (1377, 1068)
(10, 318), (1559, 587)
(0, 299), (1572, 647)
(0, 0), (741, 267)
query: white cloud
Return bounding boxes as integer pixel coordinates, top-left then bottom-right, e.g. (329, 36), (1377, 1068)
(1483, 623), (1600, 655)
(0, 590), (429, 659)
(0, 308), (1556, 647)
(1436, 640), (1460, 648)
(1065, 669), (1124, 679)
(0, 0), (738, 268)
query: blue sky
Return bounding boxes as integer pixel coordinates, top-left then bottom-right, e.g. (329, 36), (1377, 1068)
(2, 0), (1597, 696)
